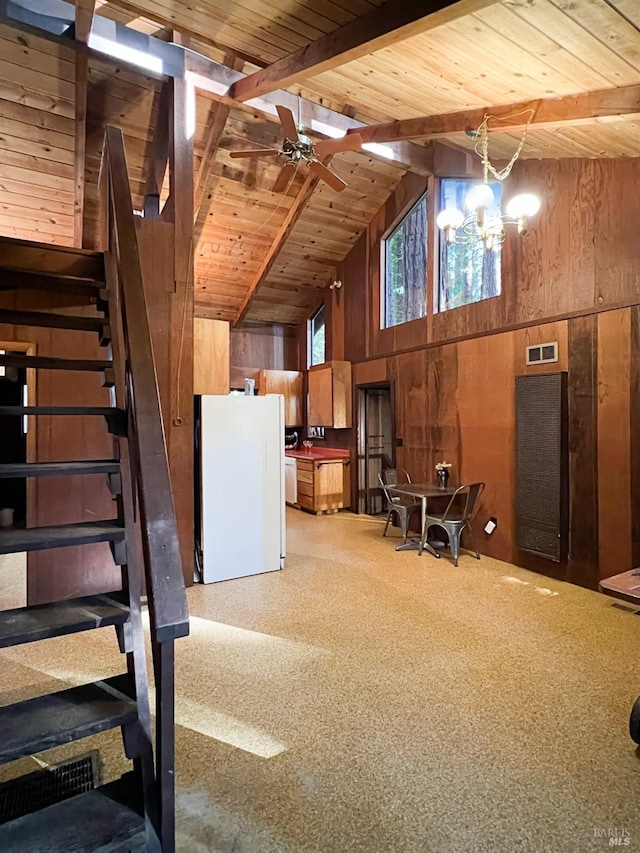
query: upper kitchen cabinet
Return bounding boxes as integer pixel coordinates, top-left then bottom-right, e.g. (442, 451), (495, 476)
(258, 369), (303, 426)
(308, 361), (352, 428)
(194, 318), (230, 395)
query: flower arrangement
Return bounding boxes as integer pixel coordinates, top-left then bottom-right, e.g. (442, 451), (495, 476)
(435, 461), (452, 471)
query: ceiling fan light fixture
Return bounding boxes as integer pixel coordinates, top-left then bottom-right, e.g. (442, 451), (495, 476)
(230, 105), (362, 193)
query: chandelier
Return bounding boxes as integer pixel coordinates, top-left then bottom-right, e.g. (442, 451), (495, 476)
(436, 113), (540, 250)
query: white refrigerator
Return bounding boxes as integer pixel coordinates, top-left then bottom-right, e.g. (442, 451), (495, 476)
(199, 394), (286, 583)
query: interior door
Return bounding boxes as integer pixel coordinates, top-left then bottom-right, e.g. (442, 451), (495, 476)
(358, 385), (393, 515)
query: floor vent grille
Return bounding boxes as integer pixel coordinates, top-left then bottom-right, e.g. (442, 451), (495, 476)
(0, 751), (100, 825)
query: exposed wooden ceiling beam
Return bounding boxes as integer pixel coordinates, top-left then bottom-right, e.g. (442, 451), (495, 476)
(73, 2), (96, 247)
(230, 0), (496, 103)
(194, 54), (244, 244)
(348, 84), (640, 144)
(75, 0), (97, 43)
(186, 52), (433, 176)
(234, 169), (319, 326)
(193, 103), (232, 238)
(142, 80), (171, 218)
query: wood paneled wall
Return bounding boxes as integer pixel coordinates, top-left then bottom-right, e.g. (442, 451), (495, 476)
(320, 155), (640, 588)
(0, 25), (75, 246)
(230, 324), (299, 387)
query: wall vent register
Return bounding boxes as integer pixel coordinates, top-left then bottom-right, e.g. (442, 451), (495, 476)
(526, 341), (558, 365)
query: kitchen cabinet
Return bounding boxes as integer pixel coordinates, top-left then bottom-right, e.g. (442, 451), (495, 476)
(296, 458), (351, 514)
(194, 318), (229, 395)
(258, 369), (303, 426)
(308, 360), (352, 428)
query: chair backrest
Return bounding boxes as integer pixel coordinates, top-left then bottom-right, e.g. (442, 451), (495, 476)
(378, 468), (411, 504)
(380, 468), (411, 487)
(440, 482), (485, 522)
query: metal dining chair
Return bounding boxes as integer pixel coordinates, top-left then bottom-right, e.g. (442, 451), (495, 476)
(378, 468), (422, 544)
(419, 482), (485, 565)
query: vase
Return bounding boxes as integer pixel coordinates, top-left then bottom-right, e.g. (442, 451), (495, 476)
(437, 468), (449, 490)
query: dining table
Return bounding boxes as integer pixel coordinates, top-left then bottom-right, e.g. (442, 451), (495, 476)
(388, 482), (459, 557)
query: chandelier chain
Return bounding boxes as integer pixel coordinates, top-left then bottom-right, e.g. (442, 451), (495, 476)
(475, 110), (535, 183)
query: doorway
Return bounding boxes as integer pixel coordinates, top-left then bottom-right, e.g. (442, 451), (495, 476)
(357, 383), (394, 515)
(0, 358), (27, 527)
(0, 341), (36, 610)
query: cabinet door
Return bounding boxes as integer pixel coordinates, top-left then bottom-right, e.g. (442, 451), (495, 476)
(193, 318), (229, 395)
(314, 461), (345, 511)
(259, 370), (303, 426)
(308, 367), (333, 426)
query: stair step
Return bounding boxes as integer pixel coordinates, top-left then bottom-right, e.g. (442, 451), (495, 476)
(0, 234), (105, 280)
(0, 353), (114, 382)
(0, 406), (127, 435)
(0, 268), (105, 300)
(0, 461), (120, 479)
(0, 673), (137, 766)
(0, 309), (107, 334)
(0, 520), (125, 555)
(0, 592), (130, 649)
(0, 406), (120, 416)
(0, 774), (146, 852)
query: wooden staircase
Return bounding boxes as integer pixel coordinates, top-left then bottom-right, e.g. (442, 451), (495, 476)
(0, 128), (189, 851)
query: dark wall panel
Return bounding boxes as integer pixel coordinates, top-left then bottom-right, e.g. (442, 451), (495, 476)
(567, 315), (599, 588)
(631, 306), (640, 569)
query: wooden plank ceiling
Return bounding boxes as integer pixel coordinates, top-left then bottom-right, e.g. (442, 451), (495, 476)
(2, 0), (640, 324)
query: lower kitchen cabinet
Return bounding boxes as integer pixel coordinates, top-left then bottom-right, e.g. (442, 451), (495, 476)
(296, 458), (350, 514)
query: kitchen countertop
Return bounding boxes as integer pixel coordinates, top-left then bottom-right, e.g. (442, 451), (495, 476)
(285, 448), (350, 461)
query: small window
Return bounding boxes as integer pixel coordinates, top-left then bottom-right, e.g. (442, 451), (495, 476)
(309, 304), (326, 366)
(439, 178), (501, 312)
(382, 193), (427, 329)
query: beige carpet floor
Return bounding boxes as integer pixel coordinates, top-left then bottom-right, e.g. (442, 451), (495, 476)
(1, 509), (640, 852)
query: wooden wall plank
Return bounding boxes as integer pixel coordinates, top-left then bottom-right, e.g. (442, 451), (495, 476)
(456, 333), (515, 563)
(230, 325), (299, 375)
(597, 309), (632, 578)
(567, 315), (599, 588)
(340, 231), (367, 363)
(631, 306), (640, 569)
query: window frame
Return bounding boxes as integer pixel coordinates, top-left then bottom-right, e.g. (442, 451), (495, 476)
(308, 303), (326, 368)
(380, 191), (428, 330)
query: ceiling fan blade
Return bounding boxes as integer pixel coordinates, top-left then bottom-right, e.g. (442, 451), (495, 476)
(229, 148), (280, 158)
(308, 160), (347, 192)
(314, 133), (363, 159)
(272, 161), (297, 193)
(276, 105), (299, 142)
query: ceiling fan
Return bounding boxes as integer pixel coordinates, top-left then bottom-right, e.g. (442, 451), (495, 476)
(229, 105), (363, 193)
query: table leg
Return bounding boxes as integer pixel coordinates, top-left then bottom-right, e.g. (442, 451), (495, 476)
(395, 495), (440, 558)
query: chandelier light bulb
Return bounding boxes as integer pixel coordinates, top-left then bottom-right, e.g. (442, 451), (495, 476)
(505, 192), (541, 219)
(465, 182), (495, 212)
(436, 208), (464, 230)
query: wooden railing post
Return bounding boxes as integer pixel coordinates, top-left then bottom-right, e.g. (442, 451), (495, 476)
(99, 125), (189, 853)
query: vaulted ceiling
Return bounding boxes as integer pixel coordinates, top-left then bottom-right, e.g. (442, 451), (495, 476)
(4, 0), (640, 326)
